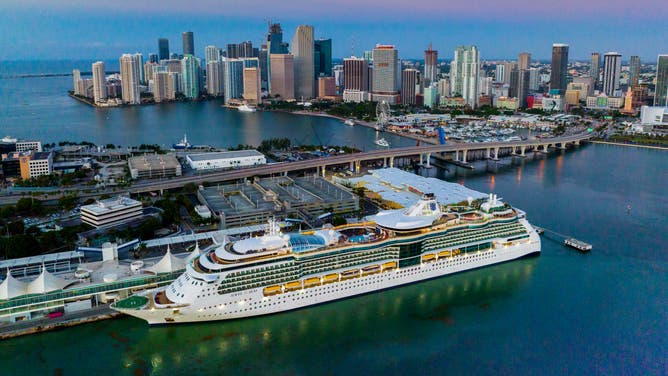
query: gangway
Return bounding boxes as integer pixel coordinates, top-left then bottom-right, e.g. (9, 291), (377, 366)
(533, 225), (592, 252)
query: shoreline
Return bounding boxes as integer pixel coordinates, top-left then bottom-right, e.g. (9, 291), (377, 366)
(290, 110), (438, 145)
(590, 140), (668, 151)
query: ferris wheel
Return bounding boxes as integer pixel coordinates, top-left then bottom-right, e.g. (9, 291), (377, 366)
(376, 101), (390, 130)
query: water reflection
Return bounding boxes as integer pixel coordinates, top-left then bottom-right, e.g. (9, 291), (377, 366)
(114, 259), (537, 374)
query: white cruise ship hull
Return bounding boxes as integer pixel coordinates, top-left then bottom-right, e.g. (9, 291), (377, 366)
(118, 225), (540, 325)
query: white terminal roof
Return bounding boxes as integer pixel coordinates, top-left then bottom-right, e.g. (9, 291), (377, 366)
(187, 150), (264, 162)
(0, 251), (83, 270)
(347, 168), (487, 208)
(81, 196), (141, 215)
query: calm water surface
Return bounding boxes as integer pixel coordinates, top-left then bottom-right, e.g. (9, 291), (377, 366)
(0, 63), (666, 375)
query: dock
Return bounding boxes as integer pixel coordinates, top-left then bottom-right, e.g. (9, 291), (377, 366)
(564, 238), (592, 252)
(534, 226), (592, 252)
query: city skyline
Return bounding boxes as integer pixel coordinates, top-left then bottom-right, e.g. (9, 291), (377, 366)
(1, 1), (666, 61)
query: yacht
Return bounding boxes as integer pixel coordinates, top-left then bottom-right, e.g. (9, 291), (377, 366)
(374, 138), (390, 147)
(172, 134), (191, 150)
(238, 104), (257, 113)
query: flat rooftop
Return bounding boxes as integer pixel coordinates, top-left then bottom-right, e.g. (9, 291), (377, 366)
(345, 168), (487, 207)
(81, 196), (142, 215)
(187, 150), (264, 162)
(128, 154), (180, 170)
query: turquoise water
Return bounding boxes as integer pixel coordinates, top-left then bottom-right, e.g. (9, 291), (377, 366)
(2, 144), (666, 375)
(0, 62), (666, 375)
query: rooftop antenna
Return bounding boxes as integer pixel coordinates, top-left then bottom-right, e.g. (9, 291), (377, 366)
(350, 34), (356, 58)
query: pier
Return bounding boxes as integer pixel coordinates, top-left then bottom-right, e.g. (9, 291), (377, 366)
(534, 225), (592, 252)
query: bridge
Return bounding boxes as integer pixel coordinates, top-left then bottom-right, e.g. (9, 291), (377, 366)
(0, 132), (594, 204)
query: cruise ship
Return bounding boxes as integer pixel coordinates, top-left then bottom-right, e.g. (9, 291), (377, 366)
(112, 193), (540, 325)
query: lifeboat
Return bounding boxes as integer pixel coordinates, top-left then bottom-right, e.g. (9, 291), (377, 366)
(304, 277), (321, 288)
(382, 261), (397, 271)
(438, 250), (452, 258)
(340, 269), (360, 280)
(362, 265), (381, 275)
(263, 285), (282, 296)
(421, 253), (436, 263)
(322, 274), (339, 284)
(284, 281), (302, 292)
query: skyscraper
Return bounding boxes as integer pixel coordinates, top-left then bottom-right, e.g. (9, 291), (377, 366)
(401, 69), (419, 105)
(72, 69), (82, 96)
(511, 52), (531, 107)
(182, 31), (194, 56)
(518, 52), (531, 70)
(154, 72), (175, 102)
(158, 38), (170, 61)
(314, 39), (332, 77)
(424, 44), (438, 86)
(372, 45), (399, 102)
(205, 46), (221, 64)
(450, 45), (480, 108)
(149, 53), (158, 64)
(243, 67), (261, 104)
(343, 57), (369, 92)
(629, 55), (641, 87)
(603, 52), (622, 96)
(132, 53), (144, 85)
(92, 61), (107, 103)
(181, 54), (200, 99)
(238, 41), (255, 58)
(291, 25), (315, 99)
(269, 54), (294, 100)
(224, 58), (244, 103)
(120, 54), (140, 104)
(654, 55), (668, 107)
(590, 52), (600, 83)
(550, 44), (569, 94)
(206, 61), (223, 96)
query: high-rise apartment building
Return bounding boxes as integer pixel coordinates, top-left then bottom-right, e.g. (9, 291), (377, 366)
(450, 45), (480, 108)
(132, 53), (144, 85)
(154, 71), (175, 102)
(205, 46), (221, 64)
(550, 43), (569, 94)
(181, 54), (200, 99)
(529, 68), (540, 91)
(182, 31), (194, 56)
(343, 57), (369, 92)
(291, 25), (315, 99)
(401, 69), (420, 105)
(655, 55), (668, 107)
(317, 77), (336, 97)
(206, 61), (223, 96)
(603, 52), (622, 96)
(242, 67), (261, 104)
(158, 38), (170, 61)
(92, 61), (107, 103)
(120, 54), (140, 104)
(314, 39), (332, 77)
(518, 52), (531, 70)
(510, 68), (530, 108)
(590, 52), (600, 84)
(629, 55), (641, 87)
(269, 54), (294, 100)
(224, 58), (244, 103)
(72, 69), (82, 95)
(424, 45), (438, 86)
(372, 45), (399, 101)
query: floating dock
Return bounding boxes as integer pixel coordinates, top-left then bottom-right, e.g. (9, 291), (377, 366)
(564, 238), (592, 252)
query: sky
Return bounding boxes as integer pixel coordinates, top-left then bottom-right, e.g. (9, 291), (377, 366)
(0, 0), (666, 62)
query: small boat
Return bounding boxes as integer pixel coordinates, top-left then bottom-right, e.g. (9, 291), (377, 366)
(172, 133), (191, 149)
(344, 119), (355, 126)
(375, 138), (389, 147)
(238, 104), (257, 112)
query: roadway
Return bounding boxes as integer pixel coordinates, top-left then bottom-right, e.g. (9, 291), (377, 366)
(0, 132), (593, 205)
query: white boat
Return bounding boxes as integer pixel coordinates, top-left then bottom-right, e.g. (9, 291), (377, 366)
(344, 119), (355, 126)
(375, 138), (389, 147)
(172, 133), (191, 149)
(112, 194), (541, 325)
(1, 136), (17, 143)
(238, 104), (257, 113)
